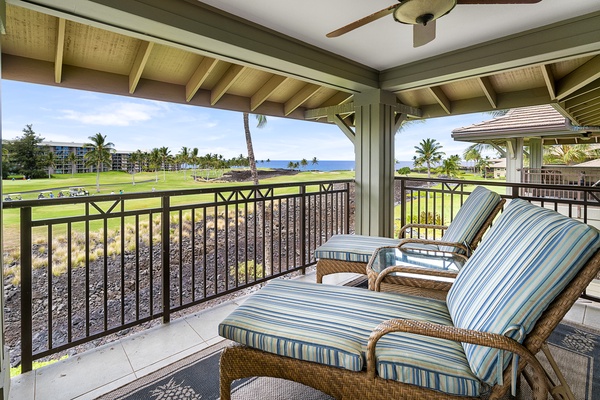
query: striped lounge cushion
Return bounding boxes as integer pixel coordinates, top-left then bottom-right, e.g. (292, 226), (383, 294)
(220, 280), (483, 396)
(447, 198), (600, 385)
(314, 234), (401, 263)
(438, 186), (502, 254)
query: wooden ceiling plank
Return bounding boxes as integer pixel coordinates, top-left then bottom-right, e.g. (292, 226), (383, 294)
(54, 18), (66, 84)
(284, 84), (321, 116)
(210, 64), (246, 105)
(428, 86), (451, 114)
(540, 64), (556, 100)
(129, 41), (154, 94)
(555, 55), (600, 100)
(185, 57), (219, 102)
(476, 76), (497, 109)
(250, 75), (288, 111)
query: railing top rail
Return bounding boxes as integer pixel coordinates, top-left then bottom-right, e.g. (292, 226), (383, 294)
(2, 179), (354, 209)
(395, 177), (600, 193)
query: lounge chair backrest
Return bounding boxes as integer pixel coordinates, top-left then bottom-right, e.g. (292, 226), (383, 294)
(447, 198), (600, 385)
(438, 186), (502, 253)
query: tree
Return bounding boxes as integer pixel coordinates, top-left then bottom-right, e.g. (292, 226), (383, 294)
(190, 147), (199, 180)
(300, 158), (308, 170)
(476, 157), (492, 178)
(128, 150), (142, 185)
(439, 155), (461, 178)
(397, 167), (411, 176)
(84, 133), (115, 192)
(66, 151), (78, 177)
(149, 148), (161, 182)
(544, 144), (591, 165)
(287, 161), (295, 170)
(44, 151), (56, 179)
(158, 146), (171, 182)
(7, 124), (47, 179)
(462, 146), (482, 174)
(413, 138), (444, 179)
(311, 157), (318, 171)
(242, 113), (266, 185)
(178, 146), (190, 180)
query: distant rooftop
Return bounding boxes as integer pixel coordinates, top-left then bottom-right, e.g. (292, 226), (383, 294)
(452, 105), (600, 146)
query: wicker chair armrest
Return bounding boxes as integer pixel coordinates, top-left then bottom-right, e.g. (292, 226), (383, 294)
(397, 238), (470, 258)
(366, 319), (549, 400)
(373, 265), (457, 291)
(398, 224), (448, 237)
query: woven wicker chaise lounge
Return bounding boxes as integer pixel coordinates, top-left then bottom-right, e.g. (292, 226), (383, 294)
(219, 199), (600, 399)
(314, 185), (504, 284)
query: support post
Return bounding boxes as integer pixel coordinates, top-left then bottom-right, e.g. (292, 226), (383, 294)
(353, 90), (397, 237)
(506, 138), (524, 195)
(529, 138), (543, 183)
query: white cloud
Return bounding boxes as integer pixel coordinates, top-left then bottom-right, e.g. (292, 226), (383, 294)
(59, 102), (163, 126)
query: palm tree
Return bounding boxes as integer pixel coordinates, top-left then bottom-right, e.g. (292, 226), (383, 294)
(544, 144), (591, 165)
(287, 161), (295, 170)
(311, 157), (318, 171)
(66, 151), (78, 177)
(150, 148), (161, 182)
(178, 146), (190, 180)
(44, 151), (56, 179)
(413, 138), (444, 179)
(242, 113), (266, 185)
(190, 147), (199, 181)
(158, 146), (171, 181)
(440, 155), (461, 178)
(84, 133), (115, 192)
(300, 158), (308, 170)
(476, 157), (492, 178)
(128, 150), (142, 185)
(462, 146), (481, 174)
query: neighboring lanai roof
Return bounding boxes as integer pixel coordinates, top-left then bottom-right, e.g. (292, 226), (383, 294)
(451, 105), (600, 145)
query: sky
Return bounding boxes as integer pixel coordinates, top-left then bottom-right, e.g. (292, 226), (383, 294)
(1, 80), (495, 162)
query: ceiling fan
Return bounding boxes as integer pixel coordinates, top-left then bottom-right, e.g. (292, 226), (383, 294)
(327, 0), (542, 47)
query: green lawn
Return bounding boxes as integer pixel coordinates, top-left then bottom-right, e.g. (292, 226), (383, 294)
(1, 169), (355, 249)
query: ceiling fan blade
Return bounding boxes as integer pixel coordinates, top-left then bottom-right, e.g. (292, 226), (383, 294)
(413, 20), (436, 48)
(457, 0), (541, 4)
(326, 4), (396, 38)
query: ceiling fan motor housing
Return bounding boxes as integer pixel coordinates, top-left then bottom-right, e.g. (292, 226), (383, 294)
(393, 0), (457, 25)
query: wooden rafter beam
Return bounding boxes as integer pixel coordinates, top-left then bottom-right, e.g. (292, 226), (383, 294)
(540, 64), (556, 100)
(555, 55), (600, 100)
(54, 18), (66, 84)
(476, 76), (497, 109)
(284, 84), (321, 116)
(305, 102), (421, 120)
(569, 98), (600, 115)
(329, 113), (355, 143)
(129, 41), (154, 94)
(428, 86), (451, 114)
(251, 75), (288, 111)
(211, 64), (246, 105)
(565, 86), (600, 110)
(186, 57), (219, 102)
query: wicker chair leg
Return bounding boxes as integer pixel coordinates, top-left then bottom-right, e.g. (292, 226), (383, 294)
(541, 343), (576, 400)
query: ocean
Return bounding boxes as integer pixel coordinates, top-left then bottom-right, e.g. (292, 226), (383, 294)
(257, 160), (414, 172)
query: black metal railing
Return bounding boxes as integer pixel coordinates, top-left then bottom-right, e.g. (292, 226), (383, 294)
(395, 177), (600, 299)
(395, 177), (600, 230)
(3, 180), (352, 372)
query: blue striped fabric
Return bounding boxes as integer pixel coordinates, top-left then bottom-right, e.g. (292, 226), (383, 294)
(447, 198), (600, 385)
(438, 186), (502, 253)
(220, 280), (482, 396)
(314, 234), (401, 263)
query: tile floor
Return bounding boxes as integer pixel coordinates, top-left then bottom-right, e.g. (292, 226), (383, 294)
(8, 272), (600, 400)
(8, 272), (357, 400)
